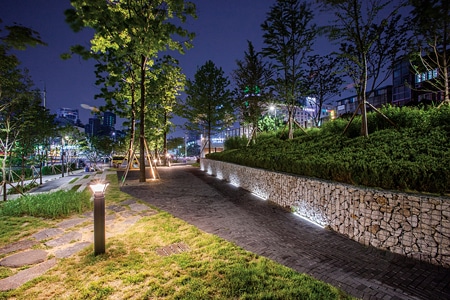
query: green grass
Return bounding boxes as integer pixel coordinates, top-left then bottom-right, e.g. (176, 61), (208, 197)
(0, 216), (52, 247)
(0, 172), (354, 299)
(0, 189), (92, 219)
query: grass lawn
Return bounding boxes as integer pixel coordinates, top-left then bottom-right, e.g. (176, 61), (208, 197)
(0, 173), (354, 299)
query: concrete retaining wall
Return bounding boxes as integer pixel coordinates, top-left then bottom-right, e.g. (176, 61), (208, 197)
(200, 159), (450, 268)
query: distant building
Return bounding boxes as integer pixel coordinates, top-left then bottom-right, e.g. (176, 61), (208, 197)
(85, 116), (101, 137)
(390, 54), (444, 107)
(102, 111), (116, 128)
(85, 111), (117, 138)
(57, 107), (80, 124)
(335, 86), (392, 117)
(392, 58), (413, 107)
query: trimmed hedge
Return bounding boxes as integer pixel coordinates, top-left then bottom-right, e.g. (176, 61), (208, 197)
(0, 163), (78, 182)
(207, 106), (450, 194)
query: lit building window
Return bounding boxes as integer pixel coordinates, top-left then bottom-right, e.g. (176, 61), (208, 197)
(415, 68), (438, 83)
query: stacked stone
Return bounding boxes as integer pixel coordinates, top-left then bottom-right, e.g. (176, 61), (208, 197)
(201, 159), (450, 268)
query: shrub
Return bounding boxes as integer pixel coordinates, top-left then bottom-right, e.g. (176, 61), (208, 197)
(208, 106), (450, 194)
(224, 136), (248, 150)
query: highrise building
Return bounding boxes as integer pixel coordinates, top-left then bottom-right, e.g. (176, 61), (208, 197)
(57, 107), (80, 124)
(102, 111), (116, 128)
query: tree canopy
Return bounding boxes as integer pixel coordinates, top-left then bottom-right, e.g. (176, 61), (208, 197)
(261, 0), (317, 139)
(183, 60), (234, 155)
(318, 0), (407, 136)
(65, 0), (196, 181)
(232, 41), (272, 142)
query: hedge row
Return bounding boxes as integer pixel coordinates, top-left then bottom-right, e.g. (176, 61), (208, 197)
(0, 163), (78, 182)
(208, 106), (450, 195)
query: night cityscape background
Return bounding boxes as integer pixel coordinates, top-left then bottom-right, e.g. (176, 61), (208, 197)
(1, 0), (277, 135)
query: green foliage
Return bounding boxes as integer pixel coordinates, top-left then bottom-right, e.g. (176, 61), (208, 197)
(224, 136), (248, 150)
(65, 0), (196, 181)
(0, 168), (32, 182)
(232, 41), (272, 135)
(0, 189), (92, 219)
(41, 163), (77, 175)
(258, 115), (284, 132)
(7, 182), (38, 195)
(208, 106), (450, 194)
(261, 0), (317, 139)
(183, 60), (234, 153)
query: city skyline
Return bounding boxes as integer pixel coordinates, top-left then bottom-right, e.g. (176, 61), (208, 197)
(1, 0), (277, 132)
(1, 1), (407, 137)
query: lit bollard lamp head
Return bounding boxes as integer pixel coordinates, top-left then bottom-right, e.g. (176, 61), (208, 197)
(89, 180), (109, 195)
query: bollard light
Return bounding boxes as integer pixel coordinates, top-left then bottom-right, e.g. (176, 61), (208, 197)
(89, 180), (109, 255)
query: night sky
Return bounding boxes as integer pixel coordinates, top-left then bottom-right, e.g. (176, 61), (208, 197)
(2, 0), (334, 136)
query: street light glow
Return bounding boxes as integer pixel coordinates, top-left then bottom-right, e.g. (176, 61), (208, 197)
(90, 181), (109, 194)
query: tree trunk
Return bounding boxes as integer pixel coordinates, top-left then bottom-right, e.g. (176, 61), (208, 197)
(208, 121), (212, 155)
(127, 83), (136, 164)
(139, 55), (146, 182)
(360, 55), (369, 137)
(163, 112), (168, 166)
(288, 107), (294, 139)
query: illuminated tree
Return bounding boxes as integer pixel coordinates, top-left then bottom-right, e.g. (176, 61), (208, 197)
(65, 0), (195, 182)
(318, 0), (406, 136)
(232, 41), (272, 142)
(0, 21), (51, 200)
(144, 56), (186, 165)
(261, 0), (317, 139)
(183, 60), (234, 155)
(305, 54), (344, 126)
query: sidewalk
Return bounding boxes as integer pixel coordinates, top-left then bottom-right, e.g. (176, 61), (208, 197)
(121, 165), (450, 300)
(3, 168), (90, 199)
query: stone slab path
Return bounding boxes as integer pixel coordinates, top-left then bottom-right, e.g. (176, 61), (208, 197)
(0, 170), (157, 291)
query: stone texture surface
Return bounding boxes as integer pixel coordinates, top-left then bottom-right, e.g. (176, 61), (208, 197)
(201, 159), (450, 268)
(32, 228), (64, 241)
(0, 249), (47, 267)
(0, 259), (57, 291)
(0, 240), (38, 256)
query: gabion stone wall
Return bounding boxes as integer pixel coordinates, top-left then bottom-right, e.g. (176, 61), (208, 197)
(201, 159), (450, 268)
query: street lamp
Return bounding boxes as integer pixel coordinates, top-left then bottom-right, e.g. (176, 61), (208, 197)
(89, 180), (109, 255)
(65, 136), (70, 176)
(61, 138), (65, 178)
(269, 105), (277, 118)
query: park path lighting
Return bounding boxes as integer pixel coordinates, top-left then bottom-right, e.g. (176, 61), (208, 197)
(89, 180), (109, 255)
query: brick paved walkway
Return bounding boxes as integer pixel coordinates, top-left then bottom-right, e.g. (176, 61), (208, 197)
(121, 165), (450, 300)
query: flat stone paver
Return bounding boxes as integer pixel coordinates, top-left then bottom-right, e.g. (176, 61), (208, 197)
(0, 240), (38, 256)
(0, 249), (47, 267)
(45, 231), (82, 248)
(128, 203), (150, 212)
(57, 218), (87, 229)
(32, 228), (63, 241)
(54, 242), (92, 258)
(0, 258), (56, 291)
(121, 166), (450, 300)
(107, 204), (127, 212)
